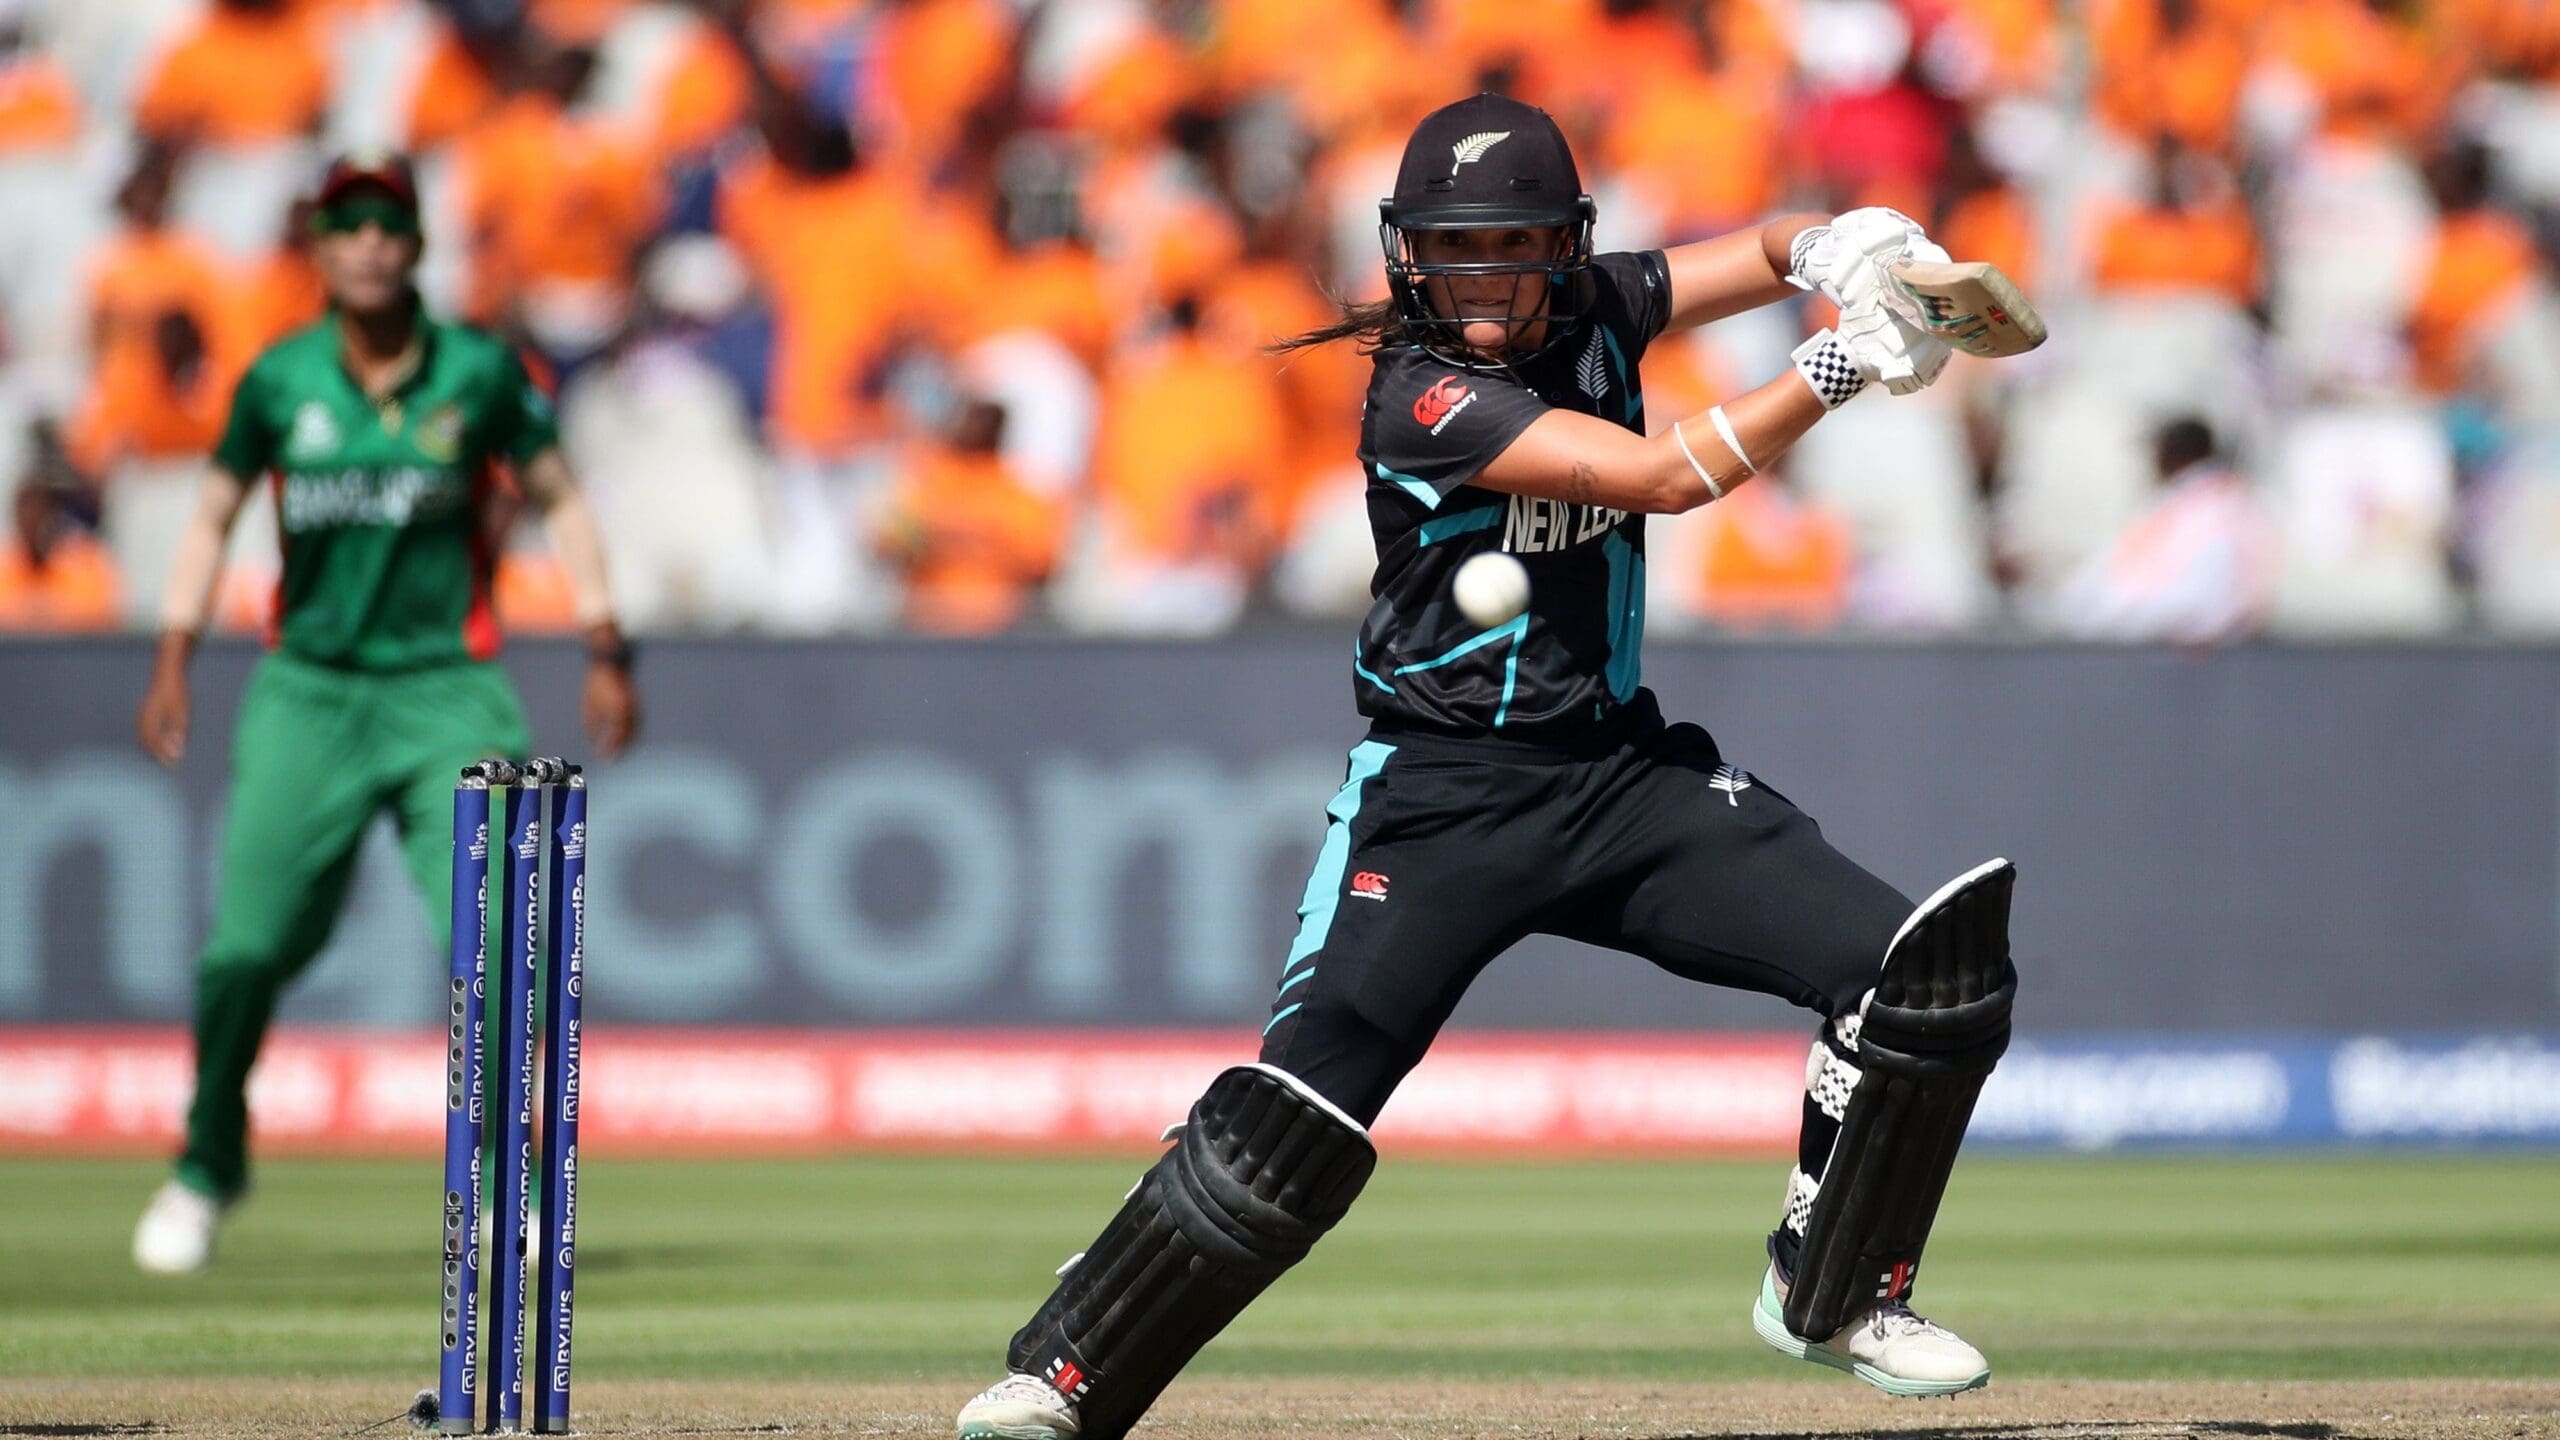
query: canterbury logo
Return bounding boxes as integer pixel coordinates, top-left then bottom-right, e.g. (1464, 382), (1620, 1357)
(1710, 764), (1752, 805)
(1450, 130), (1512, 168)
(1413, 375), (1471, 427)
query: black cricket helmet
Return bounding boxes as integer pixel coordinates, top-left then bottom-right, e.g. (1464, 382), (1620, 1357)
(1380, 93), (1597, 368)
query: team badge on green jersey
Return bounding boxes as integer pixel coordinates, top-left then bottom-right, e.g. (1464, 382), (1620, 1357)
(416, 404), (465, 463)
(287, 401), (341, 462)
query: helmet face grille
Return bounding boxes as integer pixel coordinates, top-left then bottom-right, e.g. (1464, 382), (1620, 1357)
(1378, 199), (1597, 371)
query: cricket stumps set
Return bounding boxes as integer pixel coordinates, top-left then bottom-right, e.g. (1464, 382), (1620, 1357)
(437, 757), (587, 1435)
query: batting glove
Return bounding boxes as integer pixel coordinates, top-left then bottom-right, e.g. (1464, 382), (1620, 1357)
(1795, 292), (1953, 405)
(1788, 206), (1950, 313)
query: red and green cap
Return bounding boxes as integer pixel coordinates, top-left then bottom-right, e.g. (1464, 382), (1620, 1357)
(314, 149), (421, 234)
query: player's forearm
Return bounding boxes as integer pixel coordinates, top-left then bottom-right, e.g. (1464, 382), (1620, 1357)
(1665, 370), (1829, 505)
(1660, 213), (1831, 331)
(156, 469), (250, 640)
(1481, 368), (1827, 515)
(537, 485), (619, 631)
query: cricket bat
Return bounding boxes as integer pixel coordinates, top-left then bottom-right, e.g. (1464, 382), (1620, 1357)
(1883, 257), (2047, 358)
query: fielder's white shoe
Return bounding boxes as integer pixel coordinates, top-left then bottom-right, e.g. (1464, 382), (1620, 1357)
(132, 1180), (225, 1275)
(1752, 1266), (1989, 1397)
(956, 1373), (1080, 1440)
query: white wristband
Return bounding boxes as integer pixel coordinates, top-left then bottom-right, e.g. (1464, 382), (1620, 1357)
(1706, 405), (1756, 475)
(1671, 419), (1726, 501)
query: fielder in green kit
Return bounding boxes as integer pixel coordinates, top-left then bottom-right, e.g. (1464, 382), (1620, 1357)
(129, 153), (641, 1272)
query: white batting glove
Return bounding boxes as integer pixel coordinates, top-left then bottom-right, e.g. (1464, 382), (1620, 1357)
(1787, 206), (1949, 312)
(1842, 287), (1953, 396)
(1794, 294), (1953, 405)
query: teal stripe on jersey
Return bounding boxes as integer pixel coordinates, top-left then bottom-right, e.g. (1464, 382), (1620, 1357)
(1418, 505), (1502, 546)
(1280, 741), (1395, 978)
(1601, 328), (1639, 425)
(1395, 614), (1529, 727)
(1375, 461), (1443, 510)
(1602, 530), (1644, 701)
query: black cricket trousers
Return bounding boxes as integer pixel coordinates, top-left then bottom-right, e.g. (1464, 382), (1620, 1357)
(1257, 690), (1914, 1126)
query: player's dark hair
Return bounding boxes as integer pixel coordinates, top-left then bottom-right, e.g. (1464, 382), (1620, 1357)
(1267, 296), (1409, 356)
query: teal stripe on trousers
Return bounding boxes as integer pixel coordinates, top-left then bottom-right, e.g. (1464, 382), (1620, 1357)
(1278, 741), (1395, 986)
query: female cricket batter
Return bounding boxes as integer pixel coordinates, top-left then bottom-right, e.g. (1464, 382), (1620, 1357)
(128, 152), (639, 1272)
(958, 93), (2024, 1439)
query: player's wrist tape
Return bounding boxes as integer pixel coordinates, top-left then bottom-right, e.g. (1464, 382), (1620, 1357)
(1791, 329), (1868, 410)
(1671, 419), (1727, 500)
(1785, 224), (1831, 292)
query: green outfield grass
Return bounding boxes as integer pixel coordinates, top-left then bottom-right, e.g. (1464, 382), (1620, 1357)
(1, 1154), (2553, 1385)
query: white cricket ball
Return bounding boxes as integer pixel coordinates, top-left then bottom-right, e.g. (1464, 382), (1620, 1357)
(1452, 551), (1530, 627)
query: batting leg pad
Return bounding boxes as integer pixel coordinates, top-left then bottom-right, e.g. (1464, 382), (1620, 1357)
(1784, 858), (2017, 1342)
(1006, 1063), (1377, 1440)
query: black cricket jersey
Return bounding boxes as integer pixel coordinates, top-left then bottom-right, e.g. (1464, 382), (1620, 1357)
(1352, 248), (1672, 740)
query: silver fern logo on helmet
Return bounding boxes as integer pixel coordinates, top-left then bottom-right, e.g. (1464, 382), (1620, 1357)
(1450, 130), (1512, 168)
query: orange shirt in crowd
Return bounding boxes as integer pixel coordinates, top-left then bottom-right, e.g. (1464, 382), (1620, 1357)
(1939, 183), (2038, 296)
(2092, 199), (2259, 306)
(2093, 9), (2247, 153)
(0, 530), (121, 631)
(2258, 0), (2448, 144)
(720, 154), (926, 456)
(649, 22), (752, 161)
(2447, 0), (2560, 79)
(1211, 258), (1361, 532)
(2410, 209), (2541, 394)
(405, 28), (501, 152)
(901, 191), (1008, 351)
(235, 247), (327, 353)
(876, 0), (1014, 169)
(878, 445), (1064, 634)
(1527, 4), (1700, 114)
(455, 95), (661, 319)
(1418, 0), (1585, 76)
(1065, 27), (1192, 153)
(0, 53), (81, 151)
(1934, 0), (2063, 97)
(1690, 480), (1853, 632)
(71, 229), (240, 471)
(986, 241), (1115, 369)
(1089, 330), (1286, 565)
(1628, 334), (1733, 442)
(134, 5), (329, 146)
(1608, 67), (1779, 237)
(1205, 0), (1405, 111)
(494, 551), (581, 632)
(527, 0), (632, 44)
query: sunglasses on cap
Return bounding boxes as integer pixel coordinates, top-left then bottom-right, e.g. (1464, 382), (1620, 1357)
(315, 194), (420, 238)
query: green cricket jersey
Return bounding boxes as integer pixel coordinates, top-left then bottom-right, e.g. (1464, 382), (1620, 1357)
(213, 306), (559, 671)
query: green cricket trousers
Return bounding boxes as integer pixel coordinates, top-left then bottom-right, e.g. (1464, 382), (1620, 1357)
(176, 651), (529, 1201)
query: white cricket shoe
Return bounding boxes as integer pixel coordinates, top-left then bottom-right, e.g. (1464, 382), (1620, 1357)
(132, 1180), (225, 1274)
(1752, 1266), (1989, 1397)
(956, 1373), (1080, 1440)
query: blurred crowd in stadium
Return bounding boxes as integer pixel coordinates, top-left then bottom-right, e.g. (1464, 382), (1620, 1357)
(1, 0), (2557, 641)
